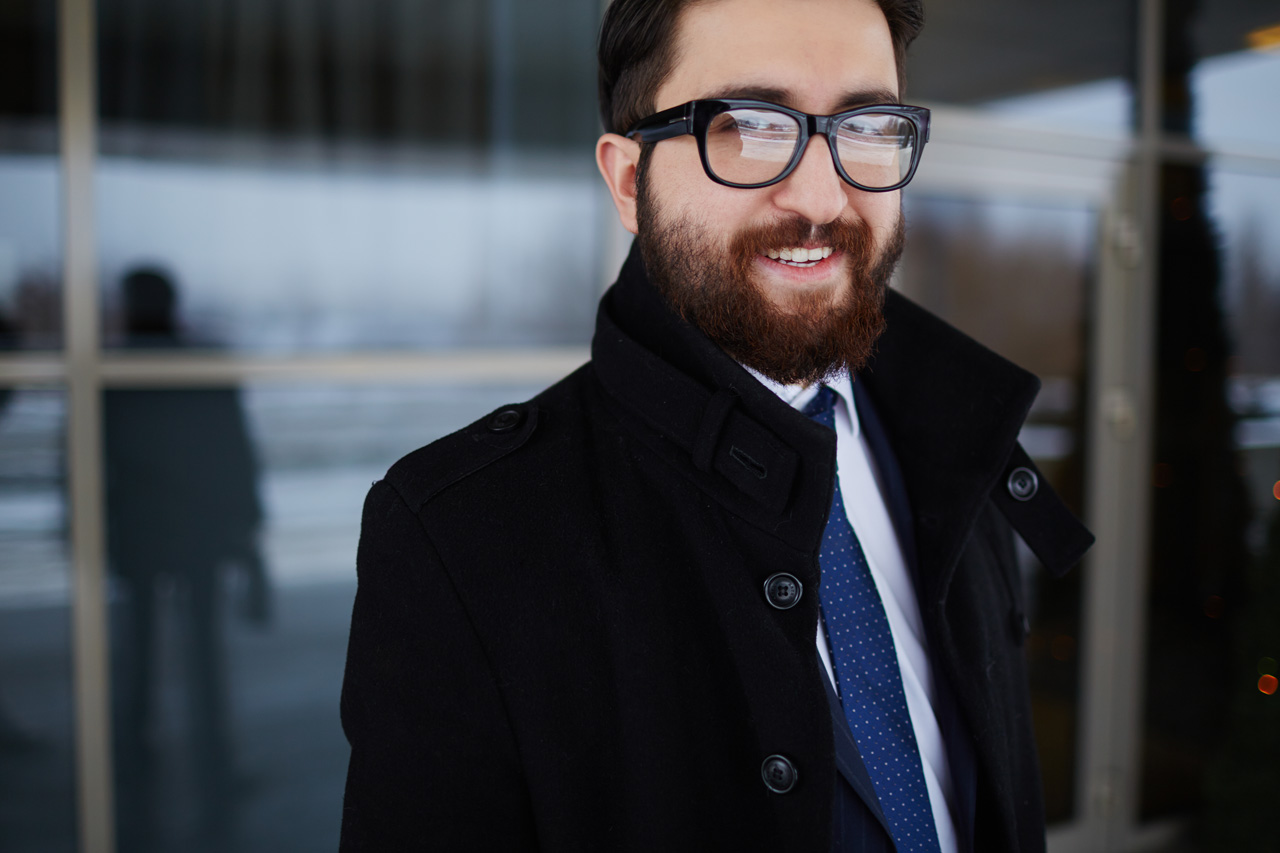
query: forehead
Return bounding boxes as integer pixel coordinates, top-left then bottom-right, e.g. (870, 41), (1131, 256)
(657, 0), (898, 113)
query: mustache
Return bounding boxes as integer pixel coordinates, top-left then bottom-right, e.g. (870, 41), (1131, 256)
(728, 216), (875, 261)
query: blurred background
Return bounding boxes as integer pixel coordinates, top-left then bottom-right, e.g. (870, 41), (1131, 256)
(0, 0), (1277, 851)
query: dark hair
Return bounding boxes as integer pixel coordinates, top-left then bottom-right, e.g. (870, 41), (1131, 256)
(597, 0), (925, 136)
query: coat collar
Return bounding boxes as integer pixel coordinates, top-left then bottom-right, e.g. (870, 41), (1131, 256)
(590, 242), (1082, 593)
(591, 243), (838, 556)
(859, 294), (1038, 604)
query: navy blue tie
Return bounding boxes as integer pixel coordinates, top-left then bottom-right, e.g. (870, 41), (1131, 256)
(803, 385), (941, 853)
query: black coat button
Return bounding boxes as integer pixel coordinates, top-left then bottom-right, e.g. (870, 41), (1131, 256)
(763, 573), (802, 610)
(1007, 466), (1038, 501)
(761, 755), (798, 794)
(488, 407), (523, 433)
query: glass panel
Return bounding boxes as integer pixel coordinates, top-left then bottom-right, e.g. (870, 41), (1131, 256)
(105, 380), (544, 852)
(908, 0), (1134, 135)
(1169, 2), (1280, 151)
(0, 387), (76, 850)
(0, 0), (60, 350)
(95, 0), (604, 353)
(1140, 163), (1280, 848)
(898, 194), (1096, 824)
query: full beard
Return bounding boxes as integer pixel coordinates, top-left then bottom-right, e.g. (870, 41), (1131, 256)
(636, 179), (905, 387)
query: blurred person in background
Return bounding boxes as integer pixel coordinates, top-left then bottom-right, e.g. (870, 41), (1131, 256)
(340, 0), (1091, 850)
(104, 267), (268, 845)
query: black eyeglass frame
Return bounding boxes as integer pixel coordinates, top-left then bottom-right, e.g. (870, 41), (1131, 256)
(627, 98), (932, 192)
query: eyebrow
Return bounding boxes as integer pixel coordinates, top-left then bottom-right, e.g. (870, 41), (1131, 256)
(702, 84), (901, 112)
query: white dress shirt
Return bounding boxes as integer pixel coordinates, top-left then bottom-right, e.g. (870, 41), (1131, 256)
(745, 367), (959, 853)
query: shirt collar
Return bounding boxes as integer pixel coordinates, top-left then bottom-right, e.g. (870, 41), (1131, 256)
(741, 365), (861, 441)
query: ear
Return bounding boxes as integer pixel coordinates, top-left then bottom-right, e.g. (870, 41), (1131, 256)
(596, 132), (642, 235)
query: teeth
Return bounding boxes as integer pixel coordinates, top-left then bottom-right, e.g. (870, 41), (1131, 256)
(766, 246), (834, 264)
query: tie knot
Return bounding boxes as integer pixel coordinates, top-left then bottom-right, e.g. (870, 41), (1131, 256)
(801, 385), (837, 428)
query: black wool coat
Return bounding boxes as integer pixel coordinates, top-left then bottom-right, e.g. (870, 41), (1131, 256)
(339, 246), (1093, 852)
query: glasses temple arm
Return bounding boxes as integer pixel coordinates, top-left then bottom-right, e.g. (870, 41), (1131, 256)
(627, 102), (695, 142)
(630, 121), (690, 143)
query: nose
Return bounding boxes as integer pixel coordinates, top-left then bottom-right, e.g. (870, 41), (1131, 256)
(769, 135), (848, 226)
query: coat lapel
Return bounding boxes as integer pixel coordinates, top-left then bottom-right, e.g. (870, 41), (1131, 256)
(860, 290), (1042, 609)
(861, 290), (1093, 850)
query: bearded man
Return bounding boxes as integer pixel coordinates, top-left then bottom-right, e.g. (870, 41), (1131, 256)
(339, 0), (1092, 850)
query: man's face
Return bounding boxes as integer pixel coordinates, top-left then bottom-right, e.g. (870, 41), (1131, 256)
(634, 0), (906, 385)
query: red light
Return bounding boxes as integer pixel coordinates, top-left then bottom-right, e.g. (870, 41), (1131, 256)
(1273, 480), (1280, 501)
(1260, 675), (1278, 696)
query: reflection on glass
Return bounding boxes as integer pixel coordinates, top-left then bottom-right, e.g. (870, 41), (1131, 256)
(1140, 4), (1280, 842)
(105, 379), (545, 852)
(97, 159), (604, 351)
(1177, 4), (1280, 151)
(95, 0), (604, 353)
(982, 79), (1131, 137)
(908, 0), (1133, 135)
(0, 0), (60, 350)
(1142, 163), (1280, 848)
(0, 387), (75, 851)
(899, 194), (1094, 823)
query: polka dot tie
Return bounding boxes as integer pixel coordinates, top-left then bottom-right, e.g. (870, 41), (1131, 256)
(804, 386), (941, 853)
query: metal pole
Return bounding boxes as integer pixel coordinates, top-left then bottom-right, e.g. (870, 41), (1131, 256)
(1108, 0), (1164, 844)
(1075, 0), (1163, 849)
(59, 0), (115, 848)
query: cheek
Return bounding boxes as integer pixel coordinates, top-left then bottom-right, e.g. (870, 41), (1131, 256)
(644, 144), (701, 219)
(847, 189), (901, 239)
(648, 149), (762, 236)
(697, 190), (767, 234)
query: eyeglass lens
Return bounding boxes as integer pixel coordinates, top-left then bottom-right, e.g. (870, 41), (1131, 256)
(704, 107), (917, 188)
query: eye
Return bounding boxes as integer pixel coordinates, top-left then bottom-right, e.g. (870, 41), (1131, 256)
(707, 112), (741, 136)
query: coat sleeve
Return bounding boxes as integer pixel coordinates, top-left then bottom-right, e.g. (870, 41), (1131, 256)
(339, 479), (537, 850)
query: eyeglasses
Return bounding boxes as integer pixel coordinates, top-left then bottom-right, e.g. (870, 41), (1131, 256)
(628, 99), (931, 192)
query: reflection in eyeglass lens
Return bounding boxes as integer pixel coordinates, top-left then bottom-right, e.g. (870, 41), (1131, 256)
(707, 109), (800, 184)
(836, 115), (912, 186)
(706, 107), (914, 187)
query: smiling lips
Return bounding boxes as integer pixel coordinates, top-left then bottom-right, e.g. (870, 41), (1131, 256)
(764, 246), (835, 268)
